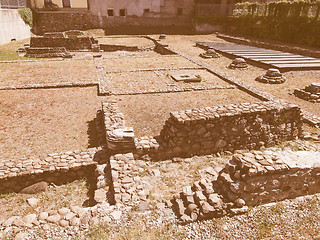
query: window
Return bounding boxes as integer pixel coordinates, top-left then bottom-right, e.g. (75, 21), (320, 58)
(144, 8), (150, 14)
(62, 0), (71, 8)
(119, 9), (126, 16)
(177, 8), (183, 16)
(107, 9), (114, 16)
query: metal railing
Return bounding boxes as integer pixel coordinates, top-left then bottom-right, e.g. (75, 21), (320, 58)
(196, 3), (235, 16)
(0, 0), (26, 9)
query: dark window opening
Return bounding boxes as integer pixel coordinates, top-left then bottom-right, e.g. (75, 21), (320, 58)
(119, 9), (126, 16)
(144, 8), (150, 13)
(62, 0), (71, 8)
(177, 8), (183, 16)
(108, 9), (114, 16)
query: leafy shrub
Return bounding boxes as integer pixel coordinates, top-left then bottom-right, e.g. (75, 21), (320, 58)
(229, 0), (320, 48)
(18, 8), (33, 27)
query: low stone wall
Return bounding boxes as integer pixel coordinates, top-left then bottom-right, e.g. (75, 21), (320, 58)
(103, 100), (303, 160)
(102, 100), (126, 133)
(145, 36), (177, 55)
(30, 36), (96, 50)
(168, 150), (320, 223)
(99, 44), (153, 52)
(0, 148), (100, 193)
(159, 101), (302, 158)
(294, 89), (320, 103)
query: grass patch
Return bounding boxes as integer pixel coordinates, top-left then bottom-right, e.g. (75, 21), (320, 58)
(0, 39), (32, 61)
(83, 216), (188, 240)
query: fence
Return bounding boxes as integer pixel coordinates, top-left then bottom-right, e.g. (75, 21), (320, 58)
(0, 0), (26, 9)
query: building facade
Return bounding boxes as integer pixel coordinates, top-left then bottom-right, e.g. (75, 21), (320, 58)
(30, 0), (195, 34)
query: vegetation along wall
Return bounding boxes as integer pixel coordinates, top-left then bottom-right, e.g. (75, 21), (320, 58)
(228, 0), (320, 48)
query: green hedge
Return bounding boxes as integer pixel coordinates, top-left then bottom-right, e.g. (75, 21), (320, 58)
(230, 0), (320, 48)
(18, 8), (33, 27)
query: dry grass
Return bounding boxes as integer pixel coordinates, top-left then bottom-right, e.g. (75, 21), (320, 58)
(0, 60), (97, 87)
(0, 179), (88, 223)
(116, 89), (259, 137)
(103, 56), (197, 72)
(97, 37), (154, 48)
(0, 87), (104, 161)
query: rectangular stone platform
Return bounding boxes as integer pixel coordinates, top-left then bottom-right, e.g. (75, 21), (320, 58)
(196, 42), (320, 70)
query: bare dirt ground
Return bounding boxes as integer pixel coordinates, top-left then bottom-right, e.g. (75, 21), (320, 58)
(0, 87), (103, 160)
(1, 34), (320, 239)
(116, 89), (259, 137)
(0, 60), (97, 87)
(103, 56), (197, 72)
(159, 34), (320, 115)
(109, 69), (230, 92)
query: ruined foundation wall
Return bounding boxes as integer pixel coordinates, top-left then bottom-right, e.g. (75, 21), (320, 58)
(169, 150), (320, 223)
(0, 149), (99, 193)
(159, 101), (302, 157)
(30, 36), (94, 50)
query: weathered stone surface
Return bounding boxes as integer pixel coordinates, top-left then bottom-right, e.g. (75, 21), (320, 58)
(27, 198), (39, 207)
(229, 58), (248, 69)
(58, 208), (70, 216)
(20, 182), (48, 194)
(168, 149), (320, 223)
(70, 217), (81, 226)
(110, 211), (122, 220)
(59, 219), (69, 227)
(256, 68), (286, 84)
(38, 212), (48, 221)
(47, 214), (61, 223)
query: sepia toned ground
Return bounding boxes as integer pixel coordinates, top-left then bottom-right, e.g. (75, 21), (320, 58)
(1, 34), (320, 239)
(116, 89), (258, 137)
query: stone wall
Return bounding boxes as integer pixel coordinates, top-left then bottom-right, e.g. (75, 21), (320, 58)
(168, 150), (320, 223)
(101, 100), (303, 160)
(30, 36), (95, 50)
(159, 101), (302, 158)
(0, 148), (101, 193)
(32, 12), (193, 35)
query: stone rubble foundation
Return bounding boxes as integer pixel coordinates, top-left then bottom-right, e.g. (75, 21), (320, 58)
(167, 150), (320, 224)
